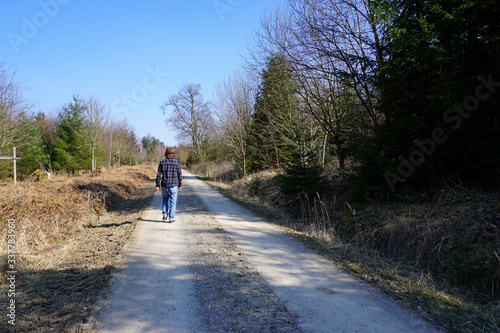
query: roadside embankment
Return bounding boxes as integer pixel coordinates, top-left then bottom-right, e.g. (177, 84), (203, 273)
(189, 162), (500, 333)
(0, 165), (156, 332)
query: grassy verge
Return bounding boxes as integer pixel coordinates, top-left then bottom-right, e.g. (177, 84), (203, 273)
(0, 165), (156, 332)
(189, 166), (499, 333)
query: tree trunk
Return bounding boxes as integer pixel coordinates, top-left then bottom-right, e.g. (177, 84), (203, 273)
(335, 136), (345, 170)
(91, 144), (96, 173)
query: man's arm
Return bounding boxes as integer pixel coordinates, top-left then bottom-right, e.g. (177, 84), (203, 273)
(156, 162), (163, 189)
(177, 161), (182, 189)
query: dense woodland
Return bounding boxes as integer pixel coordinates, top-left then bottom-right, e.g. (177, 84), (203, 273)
(165, 0), (500, 196)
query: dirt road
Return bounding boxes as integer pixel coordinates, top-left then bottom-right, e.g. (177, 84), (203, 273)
(95, 171), (439, 332)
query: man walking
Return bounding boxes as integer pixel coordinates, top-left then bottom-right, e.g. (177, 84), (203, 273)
(156, 147), (182, 222)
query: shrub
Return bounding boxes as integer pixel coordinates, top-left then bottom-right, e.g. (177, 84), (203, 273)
(278, 152), (325, 202)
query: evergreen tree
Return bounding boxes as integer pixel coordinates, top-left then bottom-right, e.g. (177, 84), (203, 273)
(278, 150), (325, 202)
(0, 113), (48, 179)
(17, 117), (48, 175)
(141, 134), (164, 162)
(362, 0), (500, 190)
(248, 53), (300, 170)
(52, 96), (92, 172)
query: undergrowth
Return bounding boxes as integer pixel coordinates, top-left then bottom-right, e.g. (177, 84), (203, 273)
(0, 165), (155, 270)
(190, 162), (500, 333)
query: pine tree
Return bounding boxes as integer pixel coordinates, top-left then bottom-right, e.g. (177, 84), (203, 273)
(17, 117), (48, 174)
(52, 96), (92, 173)
(278, 150), (324, 202)
(248, 53), (299, 171)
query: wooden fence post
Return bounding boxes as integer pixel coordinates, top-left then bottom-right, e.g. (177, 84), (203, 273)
(0, 147), (21, 185)
(13, 147), (17, 186)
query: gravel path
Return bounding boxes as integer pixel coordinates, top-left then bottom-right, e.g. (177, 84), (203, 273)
(96, 171), (439, 332)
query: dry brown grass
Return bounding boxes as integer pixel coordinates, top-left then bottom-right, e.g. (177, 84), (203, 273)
(356, 186), (500, 301)
(0, 164), (156, 332)
(190, 161), (237, 183)
(0, 165), (155, 270)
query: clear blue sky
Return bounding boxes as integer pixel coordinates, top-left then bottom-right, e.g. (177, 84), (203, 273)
(0, 0), (282, 146)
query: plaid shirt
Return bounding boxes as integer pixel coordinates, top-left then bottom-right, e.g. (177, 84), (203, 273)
(156, 158), (182, 188)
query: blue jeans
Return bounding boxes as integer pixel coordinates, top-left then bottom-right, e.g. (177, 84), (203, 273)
(161, 186), (178, 219)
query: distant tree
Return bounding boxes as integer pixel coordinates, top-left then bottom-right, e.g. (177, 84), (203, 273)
(81, 96), (107, 173)
(105, 119), (139, 167)
(52, 96), (92, 173)
(122, 126), (140, 166)
(161, 83), (214, 164)
(213, 72), (254, 176)
(141, 134), (164, 162)
(36, 111), (58, 171)
(175, 144), (192, 165)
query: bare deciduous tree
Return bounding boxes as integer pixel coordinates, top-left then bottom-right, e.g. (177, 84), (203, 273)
(248, 0), (382, 168)
(295, 67), (358, 169)
(285, 0), (383, 125)
(81, 96), (108, 172)
(213, 72), (254, 176)
(103, 119), (139, 168)
(0, 62), (35, 154)
(161, 83), (214, 162)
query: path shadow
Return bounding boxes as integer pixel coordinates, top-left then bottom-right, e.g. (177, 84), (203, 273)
(78, 181), (155, 215)
(0, 266), (114, 332)
(86, 221), (134, 229)
(139, 218), (167, 224)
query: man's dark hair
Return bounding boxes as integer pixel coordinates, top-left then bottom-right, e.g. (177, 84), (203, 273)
(165, 147), (175, 159)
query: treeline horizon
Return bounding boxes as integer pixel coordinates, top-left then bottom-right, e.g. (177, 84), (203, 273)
(0, 64), (172, 179)
(2, 0), (499, 195)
